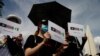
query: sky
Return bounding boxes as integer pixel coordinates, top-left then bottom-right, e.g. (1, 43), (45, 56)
(2, 0), (100, 36)
(1, 0), (100, 52)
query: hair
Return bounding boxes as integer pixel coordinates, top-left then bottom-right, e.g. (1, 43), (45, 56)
(34, 28), (39, 36)
(34, 21), (41, 36)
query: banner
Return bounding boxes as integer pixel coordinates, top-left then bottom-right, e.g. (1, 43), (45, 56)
(0, 18), (21, 37)
(68, 23), (85, 37)
(48, 20), (65, 44)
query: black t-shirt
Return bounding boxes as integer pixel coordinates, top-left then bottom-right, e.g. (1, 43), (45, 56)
(60, 36), (80, 56)
(24, 35), (59, 56)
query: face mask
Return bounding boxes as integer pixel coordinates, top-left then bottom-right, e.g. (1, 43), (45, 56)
(41, 24), (48, 34)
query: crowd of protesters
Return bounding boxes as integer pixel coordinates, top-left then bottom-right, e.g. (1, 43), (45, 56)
(0, 20), (87, 56)
(0, 34), (24, 56)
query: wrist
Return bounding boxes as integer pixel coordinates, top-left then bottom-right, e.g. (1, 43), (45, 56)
(38, 41), (45, 46)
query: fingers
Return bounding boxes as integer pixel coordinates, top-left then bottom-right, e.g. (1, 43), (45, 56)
(43, 32), (51, 39)
(43, 38), (47, 42)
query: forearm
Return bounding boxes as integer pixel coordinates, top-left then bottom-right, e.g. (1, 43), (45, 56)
(53, 51), (63, 56)
(25, 42), (44, 56)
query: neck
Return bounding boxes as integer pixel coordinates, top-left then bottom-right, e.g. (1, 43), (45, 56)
(38, 31), (44, 38)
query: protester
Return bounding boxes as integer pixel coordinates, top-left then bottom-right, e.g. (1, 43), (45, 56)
(12, 34), (23, 48)
(0, 35), (12, 56)
(17, 34), (23, 47)
(0, 35), (7, 48)
(4, 35), (24, 56)
(24, 20), (59, 56)
(54, 32), (87, 56)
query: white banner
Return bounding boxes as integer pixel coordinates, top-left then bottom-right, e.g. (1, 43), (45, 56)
(48, 20), (65, 44)
(68, 23), (85, 37)
(0, 18), (21, 37)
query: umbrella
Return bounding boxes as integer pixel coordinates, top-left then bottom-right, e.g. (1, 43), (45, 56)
(28, 1), (71, 30)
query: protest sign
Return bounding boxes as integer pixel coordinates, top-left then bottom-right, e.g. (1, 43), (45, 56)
(68, 23), (85, 44)
(68, 23), (85, 37)
(48, 20), (65, 44)
(0, 18), (21, 37)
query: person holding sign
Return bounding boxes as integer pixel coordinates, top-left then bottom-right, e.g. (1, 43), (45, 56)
(54, 32), (87, 56)
(24, 20), (58, 56)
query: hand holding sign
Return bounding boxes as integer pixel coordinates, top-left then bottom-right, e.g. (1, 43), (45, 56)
(43, 32), (51, 39)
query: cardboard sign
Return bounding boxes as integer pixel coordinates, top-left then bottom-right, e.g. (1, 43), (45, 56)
(68, 23), (85, 37)
(0, 18), (21, 37)
(48, 20), (65, 44)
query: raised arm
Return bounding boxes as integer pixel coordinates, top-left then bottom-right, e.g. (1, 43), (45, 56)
(25, 38), (46, 56)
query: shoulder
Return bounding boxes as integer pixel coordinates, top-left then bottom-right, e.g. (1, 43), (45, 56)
(28, 35), (34, 38)
(25, 35), (35, 43)
(24, 35), (36, 49)
(26, 35), (42, 41)
(27, 35), (35, 40)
